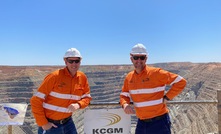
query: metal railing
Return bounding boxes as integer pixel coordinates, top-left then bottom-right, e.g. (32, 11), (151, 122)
(2, 89), (221, 134)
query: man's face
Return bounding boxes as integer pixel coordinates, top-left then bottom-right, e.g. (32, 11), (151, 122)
(130, 54), (147, 70)
(65, 57), (81, 73)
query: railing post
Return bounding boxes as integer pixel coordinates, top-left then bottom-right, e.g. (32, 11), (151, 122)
(217, 89), (221, 134)
(8, 125), (12, 134)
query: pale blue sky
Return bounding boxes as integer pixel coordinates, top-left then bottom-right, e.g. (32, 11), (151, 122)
(0, 0), (220, 66)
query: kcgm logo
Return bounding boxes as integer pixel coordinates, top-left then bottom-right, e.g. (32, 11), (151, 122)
(84, 109), (131, 134)
(98, 113), (121, 127)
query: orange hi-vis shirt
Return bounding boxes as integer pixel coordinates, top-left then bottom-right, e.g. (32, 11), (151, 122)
(120, 65), (186, 120)
(30, 67), (92, 126)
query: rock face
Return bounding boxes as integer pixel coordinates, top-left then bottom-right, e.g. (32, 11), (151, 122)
(0, 62), (220, 134)
(153, 62), (220, 134)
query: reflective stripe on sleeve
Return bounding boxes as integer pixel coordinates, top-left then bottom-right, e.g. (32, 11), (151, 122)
(120, 92), (130, 97)
(34, 92), (45, 99)
(43, 102), (71, 113)
(170, 75), (183, 85)
(133, 98), (163, 107)
(81, 94), (91, 98)
(129, 86), (165, 95)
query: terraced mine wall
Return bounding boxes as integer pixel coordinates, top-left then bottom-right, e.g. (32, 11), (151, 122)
(0, 62), (220, 134)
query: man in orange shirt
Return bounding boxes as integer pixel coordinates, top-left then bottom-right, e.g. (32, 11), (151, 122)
(30, 48), (92, 134)
(120, 43), (186, 134)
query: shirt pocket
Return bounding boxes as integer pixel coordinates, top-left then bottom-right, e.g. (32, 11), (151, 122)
(73, 84), (84, 95)
(54, 81), (70, 94)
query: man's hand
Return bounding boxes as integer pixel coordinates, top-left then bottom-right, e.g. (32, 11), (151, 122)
(42, 122), (57, 130)
(163, 95), (170, 104)
(67, 103), (80, 112)
(163, 98), (168, 104)
(123, 104), (135, 114)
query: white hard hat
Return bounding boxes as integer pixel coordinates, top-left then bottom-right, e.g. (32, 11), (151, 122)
(130, 43), (148, 55)
(63, 48), (82, 59)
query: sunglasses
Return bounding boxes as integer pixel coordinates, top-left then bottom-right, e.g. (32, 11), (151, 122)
(132, 56), (146, 60)
(66, 59), (80, 64)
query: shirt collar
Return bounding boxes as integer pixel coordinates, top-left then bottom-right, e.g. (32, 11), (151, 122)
(134, 65), (147, 75)
(64, 67), (80, 77)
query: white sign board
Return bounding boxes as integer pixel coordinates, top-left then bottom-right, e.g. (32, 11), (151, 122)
(0, 103), (28, 125)
(84, 109), (131, 134)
